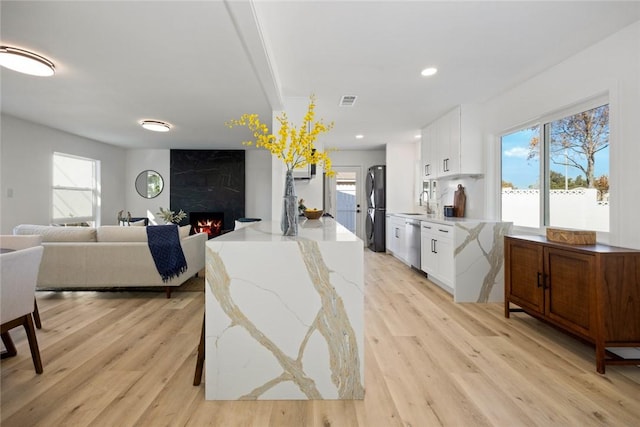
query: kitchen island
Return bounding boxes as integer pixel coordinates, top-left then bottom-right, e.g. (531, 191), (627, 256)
(204, 218), (364, 400)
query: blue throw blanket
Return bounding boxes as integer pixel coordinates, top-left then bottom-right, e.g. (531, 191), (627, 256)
(146, 225), (188, 282)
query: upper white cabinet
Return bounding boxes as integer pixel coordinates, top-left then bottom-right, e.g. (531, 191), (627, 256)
(421, 105), (483, 179)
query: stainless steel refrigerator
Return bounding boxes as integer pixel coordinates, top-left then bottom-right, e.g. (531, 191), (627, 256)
(366, 165), (386, 252)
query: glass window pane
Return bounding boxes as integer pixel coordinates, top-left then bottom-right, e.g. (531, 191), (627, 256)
(501, 127), (540, 228)
(547, 104), (609, 232)
(53, 189), (94, 219)
(54, 155), (94, 188)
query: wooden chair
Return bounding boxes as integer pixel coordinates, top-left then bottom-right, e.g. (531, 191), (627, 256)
(0, 236), (45, 373)
(193, 313), (205, 386)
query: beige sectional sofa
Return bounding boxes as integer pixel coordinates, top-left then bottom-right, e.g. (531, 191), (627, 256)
(13, 224), (207, 297)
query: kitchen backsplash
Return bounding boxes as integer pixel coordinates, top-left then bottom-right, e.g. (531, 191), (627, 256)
(418, 176), (485, 219)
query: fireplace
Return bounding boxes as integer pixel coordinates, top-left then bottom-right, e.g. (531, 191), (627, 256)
(190, 212), (224, 239)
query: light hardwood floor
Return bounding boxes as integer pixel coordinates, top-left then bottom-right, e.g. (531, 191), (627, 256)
(2, 251), (639, 426)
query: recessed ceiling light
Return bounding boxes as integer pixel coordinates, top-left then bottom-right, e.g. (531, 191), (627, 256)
(421, 67), (438, 77)
(355, 134), (364, 139)
(140, 120), (172, 132)
(415, 134), (421, 139)
(0, 46), (55, 77)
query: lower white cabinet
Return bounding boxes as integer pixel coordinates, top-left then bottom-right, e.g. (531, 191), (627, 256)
(386, 215), (408, 263)
(420, 221), (454, 291)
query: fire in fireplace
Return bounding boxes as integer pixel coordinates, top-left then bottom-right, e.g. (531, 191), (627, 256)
(189, 212), (224, 239)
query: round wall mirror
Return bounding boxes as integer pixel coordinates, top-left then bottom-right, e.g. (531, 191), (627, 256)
(135, 170), (164, 199)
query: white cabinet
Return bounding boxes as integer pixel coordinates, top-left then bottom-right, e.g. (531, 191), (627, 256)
(421, 105), (483, 179)
(387, 215), (408, 263)
(421, 124), (435, 178)
(420, 221), (454, 291)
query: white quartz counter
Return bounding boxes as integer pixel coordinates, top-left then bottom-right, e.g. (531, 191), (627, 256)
(205, 218), (364, 400)
(390, 212), (498, 224)
(212, 217), (361, 242)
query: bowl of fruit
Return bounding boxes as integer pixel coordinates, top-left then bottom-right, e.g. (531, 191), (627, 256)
(303, 208), (323, 220)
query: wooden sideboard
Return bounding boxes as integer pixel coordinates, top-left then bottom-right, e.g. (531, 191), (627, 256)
(504, 235), (640, 374)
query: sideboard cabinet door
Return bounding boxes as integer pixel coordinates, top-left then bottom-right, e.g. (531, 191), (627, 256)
(544, 247), (595, 338)
(505, 238), (544, 315)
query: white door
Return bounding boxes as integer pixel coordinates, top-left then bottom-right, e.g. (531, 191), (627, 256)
(325, 166), (363, 241)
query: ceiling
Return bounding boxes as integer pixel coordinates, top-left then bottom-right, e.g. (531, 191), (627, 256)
(2, 1), (639, 151)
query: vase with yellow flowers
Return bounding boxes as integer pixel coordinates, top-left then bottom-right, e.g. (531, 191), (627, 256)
(227, 95), (334, 236)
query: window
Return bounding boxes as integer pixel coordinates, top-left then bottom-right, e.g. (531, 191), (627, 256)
(501, 99), (609, 232)
(52, 153), (99, 226)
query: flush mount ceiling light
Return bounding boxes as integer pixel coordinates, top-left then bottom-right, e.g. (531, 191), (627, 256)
(421, 67), (438, 77)
(355, 134), (364, 139)
(0, 46), (55, 76)
(140, 120), (172, 132)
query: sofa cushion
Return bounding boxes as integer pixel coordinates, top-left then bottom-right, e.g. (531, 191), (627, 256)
(97, 226), (148, 242)
(97, 224), (191, 242)
(13, 224), (97, 242)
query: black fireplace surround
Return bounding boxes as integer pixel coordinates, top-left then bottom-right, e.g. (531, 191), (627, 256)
(170, 150), (245, 234)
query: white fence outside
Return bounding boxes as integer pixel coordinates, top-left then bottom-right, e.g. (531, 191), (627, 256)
(502, 188), (609, 232)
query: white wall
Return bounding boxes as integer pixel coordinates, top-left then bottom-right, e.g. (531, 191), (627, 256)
(482, 20), (640, 248)
(386, 142), (418, 213)
(0, 114), (126, 233)
(331, 149), (386, 174)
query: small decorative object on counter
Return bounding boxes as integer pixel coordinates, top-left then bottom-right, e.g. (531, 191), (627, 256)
(303, 208), (323, 220)
(298, 198), (307, 215)
(453, 184), (466, 217)
(281, 170), (298, 235)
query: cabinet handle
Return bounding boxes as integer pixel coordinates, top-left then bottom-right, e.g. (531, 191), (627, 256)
(438, 228), (449, 233)
(423, 225), (432, 229)
(425, 164), (430, 176)
(395, 228), (399, 238)
(537, 272), (543, 288)
(443, 158), (449, 172)
(433, 239), (438, 254)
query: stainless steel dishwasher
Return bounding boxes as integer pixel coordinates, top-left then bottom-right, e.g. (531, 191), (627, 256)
(405, 218), (421, 270)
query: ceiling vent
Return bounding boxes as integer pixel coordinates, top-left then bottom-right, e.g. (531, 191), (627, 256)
(339, 95), (357, 107)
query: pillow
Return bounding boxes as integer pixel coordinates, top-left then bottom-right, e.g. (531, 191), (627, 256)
(97, 226), (148, 242)
(13, 224), (97, 242)
(129, 219), (147, 226)
(180, 225), (191, 239)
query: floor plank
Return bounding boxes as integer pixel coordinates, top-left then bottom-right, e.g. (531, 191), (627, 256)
(2, 251), (639, 426)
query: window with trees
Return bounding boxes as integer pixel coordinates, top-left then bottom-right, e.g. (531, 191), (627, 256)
(52, 153), (99, 226)
(501, 99), (609, 232)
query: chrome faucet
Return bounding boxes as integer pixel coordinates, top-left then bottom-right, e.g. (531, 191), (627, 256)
(418, 190), (429, 206)
(419, 190), (435, 214)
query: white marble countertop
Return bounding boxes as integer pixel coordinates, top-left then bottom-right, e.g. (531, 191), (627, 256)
(211, 217), (361, 243)
(387, 212), (505, 225)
